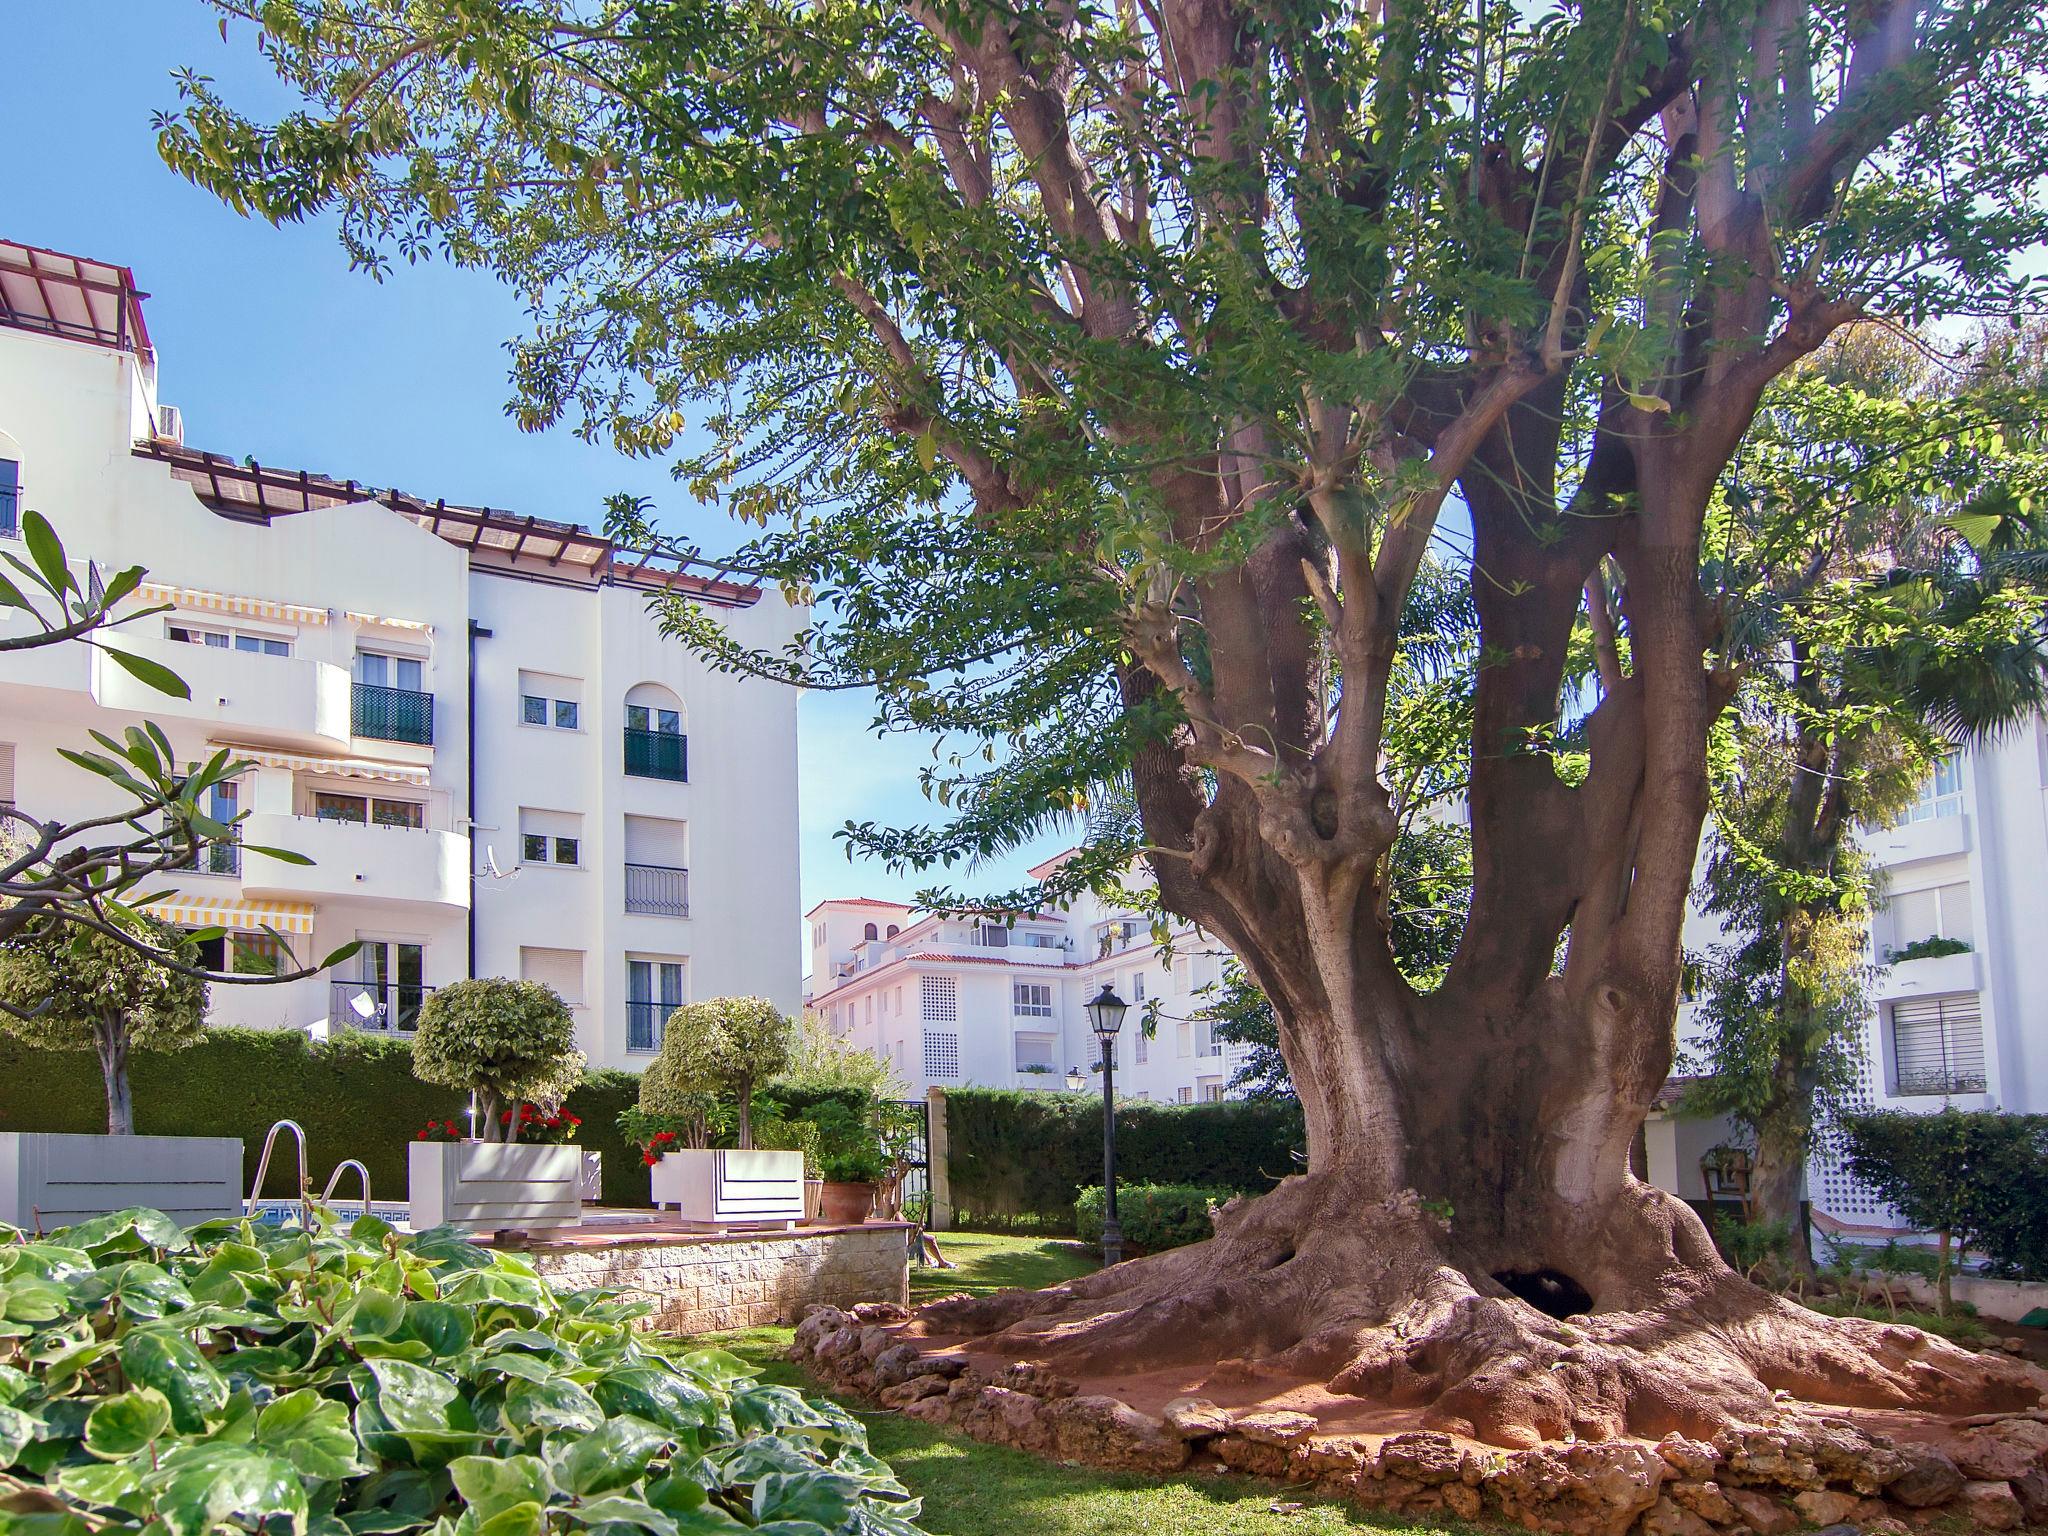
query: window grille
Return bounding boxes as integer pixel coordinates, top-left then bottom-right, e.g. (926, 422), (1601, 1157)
(923, 1031), (961, 1080)
(920, 975), (958, 1023)
(1889, 995), (1986, 1096)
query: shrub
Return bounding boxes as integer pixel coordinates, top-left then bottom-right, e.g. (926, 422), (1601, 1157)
(1707, 1211), (1797, 1284)
(0, 1206), (925, 1535)
(1074, 1183), (1233, 1251)
(775, 1009), (910, 1102)
(410, 978), (585, 1142)
(1885, 935), (1972, 962)
(0, 913), (207, 1134)
(944, 1090), (1302, 1225)
(645, 997), (794, 1147)
(807, 1100), (886, 1184)
(1840, 1109), (2048, 1299)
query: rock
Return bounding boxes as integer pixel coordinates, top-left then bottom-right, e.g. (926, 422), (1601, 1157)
(1227, 1409), (1320, 1447)
(1483, 1441), (1667, 1536)
(869, 1344), (929, 1390)
(988, 1361), (1073, 1400)
(1791, 1490), (1859, 1526)
(1042, 1394), (1190, 1474)
(1720, 1485), (1799, 1535)
(1805, 1422), (1908, 1493)
(1379, 1430), (1464, 1485)
(813, 1326), (863, 1364)
(1443, 1482), (1483, 1520)
(1656, 1436), (1719, 1482)
(1212, 1433), (1296, 1480)
(1666, 1480), (1740, 1525)
(1952, 1427), (2042, 1483)
(953, 1385), (1051, 1452)
(1292, 1436), (1372, 1481)
(1719, 1430), (1823, 1492)
(1161, 1396), (1232, 1440)
(1886, 1445), (1965, 1508)
(792, 1306), (848, 1351)
(1984, 1417), (2048, 1458)
(849, 1301), (909, 1323)
(1860, 1520), (1911, 1536)
(1639, 1495), (1716, 1536)
(1351, 1474), (1426, 1510)
(877, 1374), (953, 1408)
(2010, 1467), (2048, 1524)
(1955, 1479), (2024, 1531)
(900, 1391), (954, 1426)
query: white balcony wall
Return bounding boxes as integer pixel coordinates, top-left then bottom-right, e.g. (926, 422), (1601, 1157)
(238, 813), (470, 908)
(93, 637), (352, 751)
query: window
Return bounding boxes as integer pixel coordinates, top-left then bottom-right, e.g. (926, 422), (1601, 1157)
(923, 1031), (961, 1080)
(518, 809), (582, 866)
(920, 975), (958, 1023)
(1014, 1033), (1057, 1071)
(886, 924), (901, 938)
(1889, 996), (1986, 1096)
(312, 791), (423, 828)
(1199, 1080), (1225, 1103)
(1177, 1086), (1193, 1104)
(975, 923), (1010, 948)
(354, 652), (432, 744)
(1131, 971), (1147, 1002)
(812, 923), (826, 947)
(1174, 956), (1191, 991)
(170, 622), (289, 656)
(1885, 882), (1973, 954)
(626, 704), (683, 734)
(186, 931), (227, 972)
(354, 651), (423, 690)
(623, 691), (687, 781)
(1134, 1028), (1149, 1065)
(626, 958), (685, 1052)
(171, 775), (241, 875)
(347, 940), (427, 1032)
(232, 932), (282, 977)
(1899, 755), (1964, 823)
(0, 742), (14, 808)
(1013, 982), (1054, 1018)
(0, 457), (18, 537)
(517, 670), (583, 730)
(1177, 1019), (1192, 1058)
(864, 923), (879, 941)
(520, 946), (585, 1006)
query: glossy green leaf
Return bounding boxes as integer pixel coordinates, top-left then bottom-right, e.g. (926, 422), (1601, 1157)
(258, 1389), (371, 1480)
(83, 1388), (172, 1459)
(449, 1454), (552, 1521)
(98, 644), (192, 700)
(119, 1330), (229, 1433)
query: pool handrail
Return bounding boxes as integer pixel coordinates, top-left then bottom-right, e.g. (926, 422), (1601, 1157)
(246, 1119), (310, 1227)
(320, 1158), (372, 1213)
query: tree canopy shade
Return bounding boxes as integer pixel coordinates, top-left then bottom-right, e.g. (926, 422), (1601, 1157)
(167, 0), (2048, 1445)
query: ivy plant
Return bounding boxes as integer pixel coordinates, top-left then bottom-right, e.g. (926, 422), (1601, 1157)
(0, 1208), (926, 1536)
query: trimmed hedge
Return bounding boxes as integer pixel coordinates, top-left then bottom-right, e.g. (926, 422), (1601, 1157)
(1074, 1183), (1234, 1251)
(0, 1029), (652, 1208)
(944, 1089), (1302, 1227)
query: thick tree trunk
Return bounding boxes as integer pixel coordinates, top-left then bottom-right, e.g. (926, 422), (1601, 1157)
(919, 983), (2036, 1446)
(1748, 1051), (1818, 1275)
(95, 1020), (132, 1136)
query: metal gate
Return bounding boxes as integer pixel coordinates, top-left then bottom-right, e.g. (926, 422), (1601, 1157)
(891, 1097), (931, 1220)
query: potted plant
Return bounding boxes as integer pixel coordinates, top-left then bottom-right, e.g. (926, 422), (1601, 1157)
(406, 978), (587, 1233)
(0, 915), (241, 1226)
(753, 1106), (824, 1221)
(498, 1102), (597, 1200)
(807, 1099), (886, 1224)
(638, 997), (805, 1228)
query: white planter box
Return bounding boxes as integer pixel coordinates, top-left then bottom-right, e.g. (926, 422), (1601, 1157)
(408, 1142), (583, 1233)
(0, 1132), (243, 1231)
(650, 1149), (805, 1230)
(580, 1150), (603, 1202)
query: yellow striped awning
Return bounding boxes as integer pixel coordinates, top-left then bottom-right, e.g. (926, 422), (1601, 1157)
(216, 746), (430, 786)
(138, 582), (329, 626)
(141, 893), (316, 936)
(344, 610), (435, 635)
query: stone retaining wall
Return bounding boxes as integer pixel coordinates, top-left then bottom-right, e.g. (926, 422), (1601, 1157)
(793, 1304), (2048, 1535)
(529, 1223), (910, 1334)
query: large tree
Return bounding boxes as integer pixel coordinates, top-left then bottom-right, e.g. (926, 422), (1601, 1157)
(166, 0), (2048, 1443)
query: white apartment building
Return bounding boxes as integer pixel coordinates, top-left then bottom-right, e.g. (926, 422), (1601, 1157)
(0, 238), (801, 1068)
(805, 854), (1253, 1102)
(1651, 749), (2048, 1238)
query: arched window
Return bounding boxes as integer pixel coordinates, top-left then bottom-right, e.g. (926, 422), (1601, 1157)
(863, 922), (879, 941)
(622, 682), (687, 781)
(886, 924), (900, 938)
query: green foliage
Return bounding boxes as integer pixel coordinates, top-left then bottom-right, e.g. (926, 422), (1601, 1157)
(1801, 1296), (1993, 1348)
(945, 1092), (1302, 1228)
(775, 1010), (911, 1104)
(1886, 935), (1972, 962)
(645, 998), (795, 1148)
(805, 1102), (885, 1186)
(1706, 1211), (1797, 1285)
(0, 1031), (651, 1209)
(1840, 1110), (2048, 1279)
(0, 1206), (927, 1536)
(0, 914), (208, 1134)
(1073, 1185), (1233, 1253)
(410, 980), (584, 1142)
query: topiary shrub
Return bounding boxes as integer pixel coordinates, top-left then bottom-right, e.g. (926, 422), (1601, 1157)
(409, 979), (584, 1143)
(0, 1207), (927, 1535)
(646, 997), (794, 1148)
(1074, 1183), (1234, 1251)
(0, 913), (207, 1134)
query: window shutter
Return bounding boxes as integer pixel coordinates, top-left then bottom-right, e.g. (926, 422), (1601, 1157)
(519, 947), (585, 1006)
(1890, 996), (1985, 1095)
(0, 742), (14, 806)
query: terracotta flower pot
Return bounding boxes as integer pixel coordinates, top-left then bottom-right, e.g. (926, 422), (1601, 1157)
(817, 1180), (876, 1225)
(803, 1177), (824, 1223)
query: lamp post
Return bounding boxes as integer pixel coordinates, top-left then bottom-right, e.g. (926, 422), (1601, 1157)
(1085, 983), (1129, 1265)
(1065, 1066), (1086, 1093)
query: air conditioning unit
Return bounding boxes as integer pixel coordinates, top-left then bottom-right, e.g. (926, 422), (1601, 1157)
(155, 404), (184, 444)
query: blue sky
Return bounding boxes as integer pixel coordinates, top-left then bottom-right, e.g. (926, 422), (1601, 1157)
(6, 3), (1067, 961)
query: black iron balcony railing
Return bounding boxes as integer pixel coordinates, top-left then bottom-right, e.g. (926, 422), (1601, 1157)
(626, 999), (672, 1053)
(1895, 1067), (1988, 1097)
(624, 862), (689, 917)
(331, 979), (434, 1034)
(0, 487), (18, 539)
(194, 837), (242, 877)
(623, 727), (687, 781)
(352, 682), (435, 745)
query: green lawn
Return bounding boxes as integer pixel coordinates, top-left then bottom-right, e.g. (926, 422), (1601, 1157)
(711, 1231), (1478, 1536)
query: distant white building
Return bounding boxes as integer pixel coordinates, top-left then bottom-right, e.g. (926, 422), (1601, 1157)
(805, 853), (1252, 1102)
(0, 237), (802, 1069)
(1652, 752), (2045, 1238)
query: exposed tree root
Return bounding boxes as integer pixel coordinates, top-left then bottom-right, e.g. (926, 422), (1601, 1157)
(913, 1174), (2041, 1449)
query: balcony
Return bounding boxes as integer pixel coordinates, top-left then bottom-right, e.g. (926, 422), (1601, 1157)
(329, 978), (433, 1034)
(623, 727), (687, 782)
(352, 682), (435, 746)
(91, 636), (353, 750)
(1873, 947), (1978, 1003)
(183, 837), (242, 878)
(626, 999), (672, 1053)
(238, 812), (469, 908)
(624, 862), (689, 917)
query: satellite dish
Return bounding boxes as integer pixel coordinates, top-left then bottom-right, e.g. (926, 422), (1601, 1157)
(483, 845), (517, 881)
(349, 993), (378, 1021)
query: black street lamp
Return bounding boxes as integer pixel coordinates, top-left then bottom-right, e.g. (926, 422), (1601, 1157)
(1085, 982), (1129, 1265)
